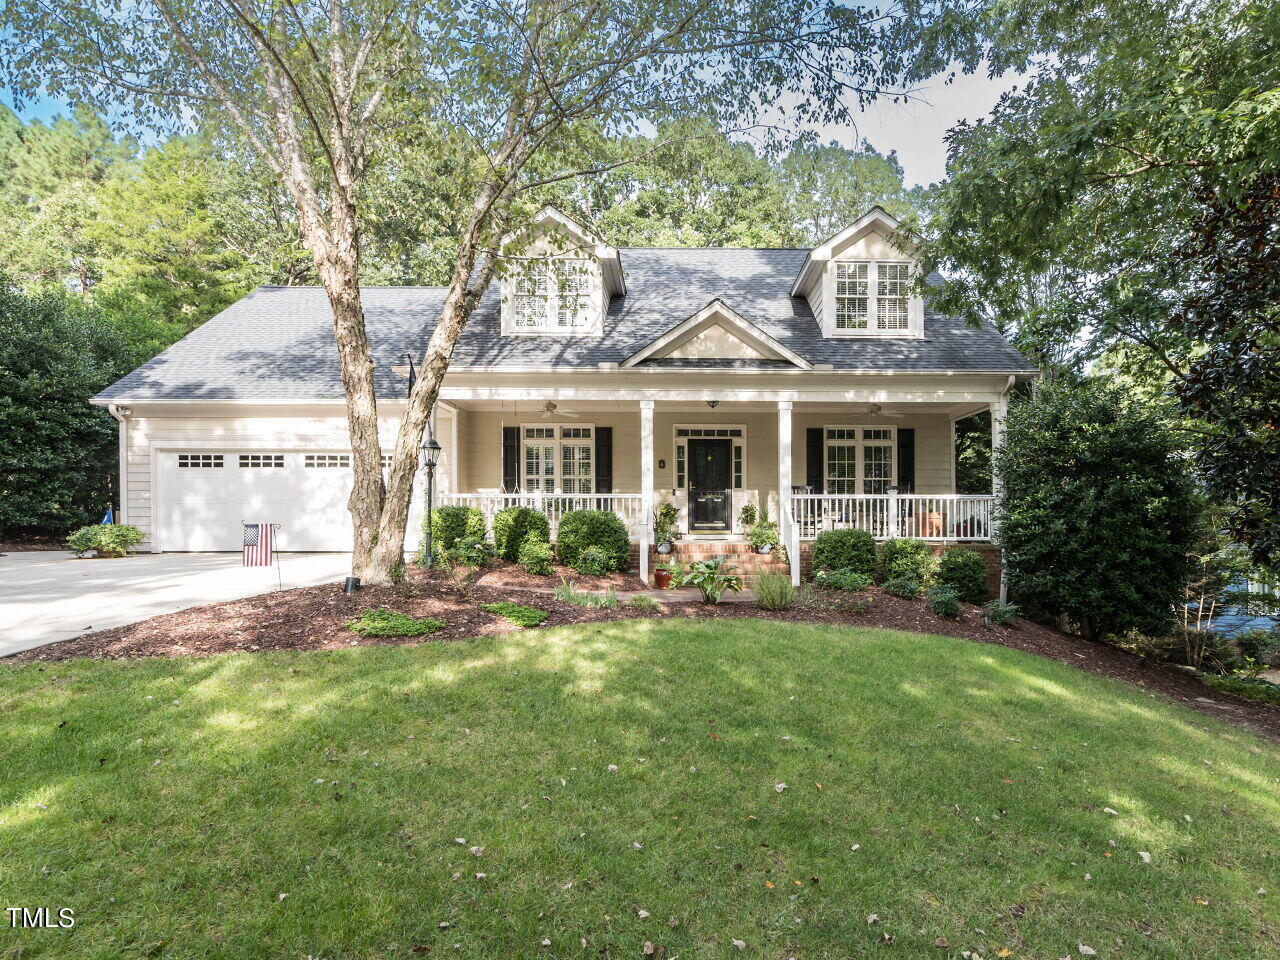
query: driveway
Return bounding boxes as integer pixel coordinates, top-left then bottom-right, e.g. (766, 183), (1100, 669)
(0, 552), (354, 658)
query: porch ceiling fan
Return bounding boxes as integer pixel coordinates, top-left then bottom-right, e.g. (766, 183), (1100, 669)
(864, 403), (905, 419)
(538, 400), (579, 419)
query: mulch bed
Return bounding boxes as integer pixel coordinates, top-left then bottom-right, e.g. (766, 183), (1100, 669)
(475, 561), (647, 592)
(0, 536), (65, 552)
(8, 563), (1280, 742)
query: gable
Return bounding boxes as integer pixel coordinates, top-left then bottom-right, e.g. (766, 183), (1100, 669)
(622, 299), (810, 369)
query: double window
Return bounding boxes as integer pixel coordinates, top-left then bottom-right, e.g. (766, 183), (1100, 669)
(512, 259), (593, 331)
(522, 425), (594, 493)
(833, 261), (911, 333)
(825, 426), (895, 494)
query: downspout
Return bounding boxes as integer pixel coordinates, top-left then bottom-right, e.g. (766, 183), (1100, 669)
(107, 404), (130, 524)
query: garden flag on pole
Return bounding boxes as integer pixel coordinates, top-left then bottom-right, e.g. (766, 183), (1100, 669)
(242, 522), (277, 567)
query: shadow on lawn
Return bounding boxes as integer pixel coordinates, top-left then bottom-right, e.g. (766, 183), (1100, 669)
(2, 619), (1278, 958)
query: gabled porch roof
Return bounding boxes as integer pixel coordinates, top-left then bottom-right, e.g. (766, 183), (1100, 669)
(620, 299), (812, 370)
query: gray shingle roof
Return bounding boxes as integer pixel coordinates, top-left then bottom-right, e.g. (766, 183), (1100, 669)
(96, 247), (1035, 402)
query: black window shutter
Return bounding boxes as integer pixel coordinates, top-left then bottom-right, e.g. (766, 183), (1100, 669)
(595, 427), (613, 493)
(805, 428), (823, 493)
(502, 426), (520, 493)
(897, 428), (915, 493)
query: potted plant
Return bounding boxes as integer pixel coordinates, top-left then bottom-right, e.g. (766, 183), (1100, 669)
(654, 560), (679, 590)
(748, 519), (780, 555)
(653, 502), (678, 554)
(737, 502), (758, 531)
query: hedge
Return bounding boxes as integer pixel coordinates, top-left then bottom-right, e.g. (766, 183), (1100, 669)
(810, 528), (876, 578)
(878, 538), (937, 584)
(936, 548), (988, 604)
(492, 506), (551, 561)
(555, 509), (630, 571)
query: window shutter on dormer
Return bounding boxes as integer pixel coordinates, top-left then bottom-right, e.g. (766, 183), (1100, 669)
(502, 427), (520, 492)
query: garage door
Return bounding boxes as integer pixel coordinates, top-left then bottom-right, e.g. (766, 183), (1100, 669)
(158, 451), (357, 552)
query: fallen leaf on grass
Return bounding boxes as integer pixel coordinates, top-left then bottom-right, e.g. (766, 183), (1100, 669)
(731, 939), (746, 950)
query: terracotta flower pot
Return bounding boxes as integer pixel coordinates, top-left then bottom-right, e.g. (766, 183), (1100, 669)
(654, 569), (673, 589)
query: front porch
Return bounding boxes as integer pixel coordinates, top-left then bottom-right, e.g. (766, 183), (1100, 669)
(433, 394), (1006, 583)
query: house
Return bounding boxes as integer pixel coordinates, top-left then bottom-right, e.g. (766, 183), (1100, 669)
(93, 206), (1037, 584)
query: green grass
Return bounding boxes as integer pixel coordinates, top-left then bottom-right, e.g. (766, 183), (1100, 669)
(2, 620), (1278, 959)
(481, 601), (550, 627)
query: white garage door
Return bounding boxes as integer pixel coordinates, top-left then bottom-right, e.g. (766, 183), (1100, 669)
(158, 451), (356, 552)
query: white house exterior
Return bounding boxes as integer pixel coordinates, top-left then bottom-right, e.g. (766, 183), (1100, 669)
(93, 207), (1036, 583)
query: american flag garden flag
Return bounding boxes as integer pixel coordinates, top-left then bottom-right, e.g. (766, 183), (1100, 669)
(242, 522), (278, 567)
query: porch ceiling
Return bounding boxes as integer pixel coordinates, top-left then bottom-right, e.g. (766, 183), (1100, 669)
(447, 398), (986, 416)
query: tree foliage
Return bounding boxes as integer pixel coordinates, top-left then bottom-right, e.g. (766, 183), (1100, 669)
(996, 380), (1200, 641)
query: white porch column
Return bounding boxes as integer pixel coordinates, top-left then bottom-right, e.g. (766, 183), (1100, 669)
(777, 401), (796, 584)
(640, 400), (655, 585)
(991, 392), (1009, 601)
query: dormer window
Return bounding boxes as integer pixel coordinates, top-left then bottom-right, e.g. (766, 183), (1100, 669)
(512, 260), (593, 331)
(833, 260), (912, 333)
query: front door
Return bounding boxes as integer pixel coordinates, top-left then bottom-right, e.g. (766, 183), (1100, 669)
(688, 438), (732, 532)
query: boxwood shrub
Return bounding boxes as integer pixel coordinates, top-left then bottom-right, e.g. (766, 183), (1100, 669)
(556, 509), (630, 571)
(427, 506), (485, 558)
(936, 548), (988, 604)
(492, 506), (551, 561)
(811, 528), (876, 578)
(878, 538), (937, 584)
(66, 524), (144, 557)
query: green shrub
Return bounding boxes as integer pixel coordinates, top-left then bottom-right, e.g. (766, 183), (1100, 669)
(882, 577), (922, 599)
(571, 545), (612, 577)
(1234, 628), (1280, 665)
(925, 584), (962, 618)
(996, 379), (1199, 641)
(754, 573), (796, 611)
(627, 595), (662, 613)
(346, 608), (445, 637)
(672, 558), (743, 604)
(1201, 674), (1280, 706)
(982, 599), (1020, 626)
(937, 548), (988, 603)
(813, 567), (873, 592)
(426, 506), (485, 560)
(556, 509), (629, 571)
(518, 540), (554, 576)
(439, 535), (491, 569)
(481, 601), (549, 627)
(878, 538), (936, 584)
(492, 506), (551, 562)
(811, 528), (876, 578)
(66, 524), (144, 557)
(554, 579), (619, 608)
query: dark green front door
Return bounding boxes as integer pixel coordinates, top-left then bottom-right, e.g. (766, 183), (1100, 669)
(688, 438), (731, 531)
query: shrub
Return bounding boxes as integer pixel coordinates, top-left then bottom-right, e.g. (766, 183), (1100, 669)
(556, 509), (629, 571)
(672, 557), (743, 604)
(1234, 628), (1280, 665)
(1201, 674), (1280, 706)
(571, 545), (612, 577)
(518, 540), (554, 576)
(426, 506), (485, 560)
(982, 599), (1020, 626)
(878, 538), (937, 584)
(997, 379), (1199, 641)
(925, 584), (962, 618)
(481, 601), (549, 627)
(937, 548), (988, 603)
(812, 567), (873, 592)
(811, 528), (876, 578)
(627, 595), (662, 613)
(554, 579), (618, 608)
(439, 535), (491, 569)
(1126, 628), (1238, 674)
(66, 524), (144, 557)
(882, 577), (922, 599)
(346, 608), (445, 637)
(492, 506), (551, 561)
(754, 573), (796, 611)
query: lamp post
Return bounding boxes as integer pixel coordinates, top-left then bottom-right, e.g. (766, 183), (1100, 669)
(422, 431), (442, 568)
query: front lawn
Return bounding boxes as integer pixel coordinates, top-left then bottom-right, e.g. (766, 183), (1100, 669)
(2, 620), (1278, 958)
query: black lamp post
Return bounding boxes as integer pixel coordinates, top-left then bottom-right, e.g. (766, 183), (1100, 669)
(422, 431), (442, 568)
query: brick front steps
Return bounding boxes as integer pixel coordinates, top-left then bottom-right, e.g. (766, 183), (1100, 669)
(631, 539), (1004, 597)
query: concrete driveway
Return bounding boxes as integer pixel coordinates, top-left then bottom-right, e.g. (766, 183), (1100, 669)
(0, 551), (354, 658)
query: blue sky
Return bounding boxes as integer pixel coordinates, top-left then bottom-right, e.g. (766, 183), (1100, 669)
(2, 67), (1019, 187)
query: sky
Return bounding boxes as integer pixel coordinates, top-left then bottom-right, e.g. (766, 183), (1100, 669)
(2, 67), (1020, 188)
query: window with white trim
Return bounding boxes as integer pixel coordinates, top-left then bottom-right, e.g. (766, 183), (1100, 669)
(238, 454), (285, 469)
(831, 261), (914, 334)
(512, 259), (593, 331)
(178, 453), (223, 468)
(305, 454), (350, 468)
(824, 426), (895, 494)
(521, 425), (594, 493)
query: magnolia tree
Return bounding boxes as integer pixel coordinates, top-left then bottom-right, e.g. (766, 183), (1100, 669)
(2, 0), (970, 582)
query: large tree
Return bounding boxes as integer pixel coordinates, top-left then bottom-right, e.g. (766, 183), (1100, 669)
(3, 0), (967, 582)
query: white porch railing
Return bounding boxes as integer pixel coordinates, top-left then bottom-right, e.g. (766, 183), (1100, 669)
(790, 493), (996, 542)
(438, 492), (647, 539)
